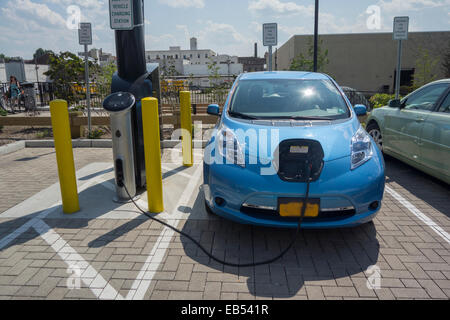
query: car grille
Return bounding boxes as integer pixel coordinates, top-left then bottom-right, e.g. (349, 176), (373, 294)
(240, 205), (355, 222)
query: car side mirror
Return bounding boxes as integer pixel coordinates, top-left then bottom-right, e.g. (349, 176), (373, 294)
(354, 104), (367, 116)
(388, 99), (402, 108)
(207, 104), (221, 116)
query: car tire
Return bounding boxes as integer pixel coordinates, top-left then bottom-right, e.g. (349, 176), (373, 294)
(204, 201), (214, 215)
(367, 122), (383, 151)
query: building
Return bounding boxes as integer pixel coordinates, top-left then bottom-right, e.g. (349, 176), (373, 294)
(273, 31), (450, 93)
(0, 60), (50, 83)
(238, 43), (266, 72)
(78, 48), (116, 66)
(146, 42), (216, 66)
(146, 38), (243, 79)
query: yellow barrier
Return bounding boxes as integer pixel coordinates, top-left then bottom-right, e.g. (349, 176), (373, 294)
(49, 100), (80, 214)
(141, 97), (164, 213)
(180, 91), (193, 167)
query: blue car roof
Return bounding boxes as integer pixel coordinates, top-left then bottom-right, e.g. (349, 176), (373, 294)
(238, 71), (330, 81)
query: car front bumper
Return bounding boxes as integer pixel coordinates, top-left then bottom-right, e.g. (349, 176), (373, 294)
(203, 154), (385, 229)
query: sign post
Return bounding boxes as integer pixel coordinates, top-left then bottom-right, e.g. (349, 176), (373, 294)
(263, 23), (277, 71)
(78, 22), (92, 137)
(393, 16), (409, 99)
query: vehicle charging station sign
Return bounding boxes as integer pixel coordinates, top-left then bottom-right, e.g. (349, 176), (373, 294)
(78, 23), (92, 45)
(109, 0), (134, 30)
(393, 16), (409, 40)
(263, 23), (278, 46)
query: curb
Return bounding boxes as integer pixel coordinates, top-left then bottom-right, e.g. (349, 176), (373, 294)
(0, 141), (26, 156)
(0, 139), (208, 156)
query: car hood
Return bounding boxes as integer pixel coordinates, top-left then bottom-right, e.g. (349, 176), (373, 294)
(221, 116), (360, 162)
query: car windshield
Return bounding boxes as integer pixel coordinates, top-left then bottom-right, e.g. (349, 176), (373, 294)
(229, 79), (350, 120)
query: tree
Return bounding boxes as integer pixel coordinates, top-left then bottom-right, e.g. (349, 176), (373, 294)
(44, 51), (95, 106)
(442, 42), (450, 78)
(289, 36), (329, 73)
(0, 53), (11, 62)
(91, 61), (117, 109)
(207, 57), (228, 104)
(33, 48), (54, 62)
(412, 48), (439, 90)
(207, 57), (221, 87)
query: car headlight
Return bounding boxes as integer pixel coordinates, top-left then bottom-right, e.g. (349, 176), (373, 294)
(351, 126), (373, 170)
(217, 125), (245, 167)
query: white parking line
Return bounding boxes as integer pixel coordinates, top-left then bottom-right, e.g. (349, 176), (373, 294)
(0, 176), (105, 251)
(35, 218), (121, 299)
(385, 185), (450, 244)
(0, 171), (123, 300)
(126, 164), (203, 300)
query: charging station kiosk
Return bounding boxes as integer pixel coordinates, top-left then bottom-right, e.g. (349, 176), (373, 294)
(103, 92), (137, 202)
(105, 0), (161, 201)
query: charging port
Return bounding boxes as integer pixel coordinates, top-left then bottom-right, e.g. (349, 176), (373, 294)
(115, 159), (124, 187)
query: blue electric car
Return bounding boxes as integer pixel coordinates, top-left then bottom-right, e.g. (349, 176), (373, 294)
(203, 71), (385, 228)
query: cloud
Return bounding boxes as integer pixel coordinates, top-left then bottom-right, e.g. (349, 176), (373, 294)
(377, 0), (448, 12)
(4, 0), (67, 28)
(158, 0), (205, 9)
(248, 0), (314, 16)
(0, 0), (114, 58)
(45, 0), (105, 9)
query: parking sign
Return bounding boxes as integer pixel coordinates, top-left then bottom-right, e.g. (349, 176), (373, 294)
(78, 23), (92, 45)
(263, 23), (278, 46)
(393, 16), (409, 40)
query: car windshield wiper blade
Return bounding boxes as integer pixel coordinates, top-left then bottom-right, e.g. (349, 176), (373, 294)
(269, 116), (335, 121)
(228, 111), (259, 120)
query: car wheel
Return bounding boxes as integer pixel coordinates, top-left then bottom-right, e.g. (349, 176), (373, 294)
(367, 122), (383, 151)
(204, 201), (214, 215)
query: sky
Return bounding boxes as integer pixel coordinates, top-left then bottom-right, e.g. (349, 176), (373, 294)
(0, 0), (449, 59)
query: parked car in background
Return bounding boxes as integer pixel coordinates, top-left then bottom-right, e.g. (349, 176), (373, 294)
(366, 79), (450, 184)
(204, 71), (385, 228)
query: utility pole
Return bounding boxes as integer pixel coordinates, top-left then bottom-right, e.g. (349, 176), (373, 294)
(313, 0), (319, 72)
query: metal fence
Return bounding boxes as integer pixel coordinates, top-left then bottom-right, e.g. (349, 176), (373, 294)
(0, 81), (386, 111)
(161, 86), (232, 106)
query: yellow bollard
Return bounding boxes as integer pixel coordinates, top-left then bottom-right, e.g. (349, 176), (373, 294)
(180, 91), (193, 167)
(49, 100), (80, 214)
(141, 97), (164, 213)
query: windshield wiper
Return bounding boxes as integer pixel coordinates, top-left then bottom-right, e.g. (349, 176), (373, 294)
(269, 116), (335, 121)
(228, 111), (259, 120)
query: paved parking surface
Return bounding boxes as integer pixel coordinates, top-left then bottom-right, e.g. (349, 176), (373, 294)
(0, 148), (449, 300)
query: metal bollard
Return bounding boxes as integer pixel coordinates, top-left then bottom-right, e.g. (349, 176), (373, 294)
(180, 91), (193, 167)
(49, 100), (80, 214)
(142, 97), (164, 213)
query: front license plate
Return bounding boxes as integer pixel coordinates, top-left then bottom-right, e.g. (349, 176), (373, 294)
(278, 198), (320, 217)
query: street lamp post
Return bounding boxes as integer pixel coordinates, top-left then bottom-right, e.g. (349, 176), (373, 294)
(313, 0), (319, 72)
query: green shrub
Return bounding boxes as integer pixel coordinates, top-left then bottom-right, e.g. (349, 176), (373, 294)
(369, 93), (402, 109)
(36, 128), (52, 139)
(0, 108), (7, 116)
(88, 128), (105, 139)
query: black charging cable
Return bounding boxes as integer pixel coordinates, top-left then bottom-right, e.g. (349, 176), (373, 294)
(122, 162), (313, 267)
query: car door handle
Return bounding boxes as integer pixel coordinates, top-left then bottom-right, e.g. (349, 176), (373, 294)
(415, 118), (425, 122)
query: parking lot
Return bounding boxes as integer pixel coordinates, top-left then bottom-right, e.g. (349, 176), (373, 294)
(0, 147), (449, 300)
